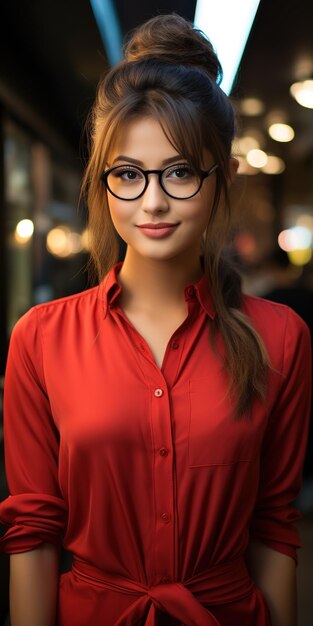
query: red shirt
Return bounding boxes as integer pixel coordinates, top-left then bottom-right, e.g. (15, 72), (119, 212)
(0, 262), (311, 626)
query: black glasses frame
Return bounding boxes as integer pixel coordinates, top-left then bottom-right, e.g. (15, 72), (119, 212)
(100, 162), (219, 201)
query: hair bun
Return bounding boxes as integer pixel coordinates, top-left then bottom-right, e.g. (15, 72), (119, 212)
(123, 13), (222, 83)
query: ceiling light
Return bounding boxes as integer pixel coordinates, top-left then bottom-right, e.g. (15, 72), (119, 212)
(261, 156), (286, 175)
(268, 123), (295, 142)
(89, 0), (122, 65)
(240, 97), (265, 116)
(194, 0), (261, 94)
(290, 80), (313, 109)
(246, 149), (268, 168)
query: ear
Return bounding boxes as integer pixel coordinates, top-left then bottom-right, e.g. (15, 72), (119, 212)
(227, 157), (239, 185)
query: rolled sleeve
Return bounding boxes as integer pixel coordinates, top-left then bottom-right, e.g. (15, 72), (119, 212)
(249, 307), (312, 563)
(0, 307), (67, 553)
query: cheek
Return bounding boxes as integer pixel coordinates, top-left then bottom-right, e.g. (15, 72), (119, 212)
(108, 198), (129, 228)
(183, 197), (212, 230)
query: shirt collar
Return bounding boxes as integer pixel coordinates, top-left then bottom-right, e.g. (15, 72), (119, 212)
(99, 261), (215, 320)
(186, 273), (215, 319)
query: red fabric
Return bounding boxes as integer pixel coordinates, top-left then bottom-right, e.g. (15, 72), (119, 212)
(0, 261), (311, 625)
(70, 555), (254, 625)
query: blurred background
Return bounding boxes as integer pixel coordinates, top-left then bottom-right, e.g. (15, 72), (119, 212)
(0, 0), (312, 624)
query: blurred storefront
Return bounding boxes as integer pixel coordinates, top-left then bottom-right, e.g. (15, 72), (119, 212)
(4, 119), (87, 336)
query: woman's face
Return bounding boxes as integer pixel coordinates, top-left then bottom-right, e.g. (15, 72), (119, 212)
(105, 116), (218, 264)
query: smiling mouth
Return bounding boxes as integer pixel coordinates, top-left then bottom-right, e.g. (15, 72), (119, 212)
(136, 223), (180, 229)
(135, 223), (180, 239)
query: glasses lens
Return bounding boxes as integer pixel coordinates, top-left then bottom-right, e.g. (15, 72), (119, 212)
(106, 166), (145, 199)
(161, 164), (201, 198)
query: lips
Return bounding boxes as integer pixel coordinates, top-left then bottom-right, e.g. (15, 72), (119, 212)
(137, 222), (180, 229)
(136, 222), (180, 239)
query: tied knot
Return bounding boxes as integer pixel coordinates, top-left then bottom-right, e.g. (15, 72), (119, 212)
(72, 555), (254, 626)
(144, 580), (220, 626)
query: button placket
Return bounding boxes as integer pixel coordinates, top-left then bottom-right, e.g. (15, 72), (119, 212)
(150, 382), (174, 582)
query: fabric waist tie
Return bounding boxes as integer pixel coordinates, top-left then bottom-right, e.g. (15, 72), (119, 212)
(72, 555), (254, 626)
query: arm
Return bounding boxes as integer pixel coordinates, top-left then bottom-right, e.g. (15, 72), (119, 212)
(245, 540), (297, 626)
(247, 308), (311, 626)
(0, 309), (67, 616)
(10, 543), (59, 626)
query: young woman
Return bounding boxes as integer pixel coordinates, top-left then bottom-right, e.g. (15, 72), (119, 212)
(0, 14), (311, 626)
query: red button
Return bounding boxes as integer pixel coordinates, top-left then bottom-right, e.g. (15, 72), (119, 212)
(171, 341), (179, 349)
(159, 448), (169, 457)
(161, 513), (170, 523)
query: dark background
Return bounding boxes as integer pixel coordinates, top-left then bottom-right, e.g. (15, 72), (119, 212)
(1, 1), (312, 623)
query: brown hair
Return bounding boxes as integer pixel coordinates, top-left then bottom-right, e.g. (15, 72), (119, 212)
(82, 13), (269, 419)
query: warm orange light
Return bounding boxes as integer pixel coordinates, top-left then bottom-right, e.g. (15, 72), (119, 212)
(290, 80), (313, 108)
(15, 219), (34, 243)
(268, 123), (295, 142)
(261, 156), (285, 175)
(246, 149), (268, 168)
(46, 227), (83, 257)
(240, 97), (265, 116)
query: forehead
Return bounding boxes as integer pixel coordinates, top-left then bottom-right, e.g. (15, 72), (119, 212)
(108, 116), (178, 158)
(107, 115), (210, 167)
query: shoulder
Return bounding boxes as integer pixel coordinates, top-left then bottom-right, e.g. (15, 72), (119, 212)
(242, 293), (311, 370)
(10, 285), (102, 342)
(34, 284), (100, 313)
(242, 292), (309, 332)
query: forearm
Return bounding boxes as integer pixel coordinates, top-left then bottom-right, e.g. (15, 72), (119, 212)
(10, 542), (60, 626)
(245, 540), (297, 626)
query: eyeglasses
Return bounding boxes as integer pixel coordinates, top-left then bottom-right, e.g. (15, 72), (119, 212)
(100, 162), (219, 201)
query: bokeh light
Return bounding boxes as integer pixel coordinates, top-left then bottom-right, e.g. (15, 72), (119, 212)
(287, 248), (312, 266)
(246, 149), (268, 168)
(290, 80), (313, 109)
(278, 226), (312, 251)
(46, 226), (83, 257)
(261, 156), (286, 175)
(268, 123), (295, 142)
(239, 97), (265, 116)
(14, 219), (34, 244)
(236, 135), (260, 155)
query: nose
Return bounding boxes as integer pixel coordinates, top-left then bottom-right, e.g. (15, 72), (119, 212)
(141, 173), (169, 214)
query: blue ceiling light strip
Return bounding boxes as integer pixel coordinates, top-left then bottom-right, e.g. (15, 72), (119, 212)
(194, 0), (261, 94)
(89, 0), (122, 65)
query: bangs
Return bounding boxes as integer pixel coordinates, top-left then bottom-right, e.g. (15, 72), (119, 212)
(101, 92), (210, 175)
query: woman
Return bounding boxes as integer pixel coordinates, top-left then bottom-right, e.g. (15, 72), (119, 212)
(0, 13), (311, 626)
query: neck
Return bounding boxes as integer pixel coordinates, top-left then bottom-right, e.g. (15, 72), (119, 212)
(117, 248), (204, 312)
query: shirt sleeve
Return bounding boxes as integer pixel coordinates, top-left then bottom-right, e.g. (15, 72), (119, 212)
(0, 307), (67, 553)
(249, 306), (312, 563)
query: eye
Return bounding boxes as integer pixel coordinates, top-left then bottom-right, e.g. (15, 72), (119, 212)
(165, 164), (195, 179)
(112, 166), (144, 181)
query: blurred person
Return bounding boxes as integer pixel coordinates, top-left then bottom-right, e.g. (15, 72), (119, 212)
(0, 14), (311, 626)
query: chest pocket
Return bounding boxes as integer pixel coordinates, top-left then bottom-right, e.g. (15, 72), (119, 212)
(188, 378), (264, 467)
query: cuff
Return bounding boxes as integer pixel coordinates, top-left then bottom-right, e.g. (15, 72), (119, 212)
(0, 493), (67, 554)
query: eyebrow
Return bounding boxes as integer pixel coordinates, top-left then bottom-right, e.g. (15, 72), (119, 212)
(112, 155), (184, 166)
